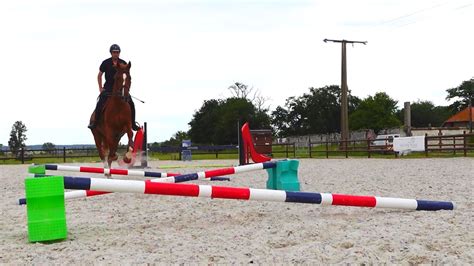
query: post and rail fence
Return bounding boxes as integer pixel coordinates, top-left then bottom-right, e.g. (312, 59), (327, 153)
(1, 132), (472, 164)
(307, 131), (474, 158)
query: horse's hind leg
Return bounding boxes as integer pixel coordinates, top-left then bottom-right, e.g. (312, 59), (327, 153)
(127, 129), (134, 148)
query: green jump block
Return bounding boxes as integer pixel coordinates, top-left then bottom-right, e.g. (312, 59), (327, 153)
(266, 159), (300, 191)
(25, 175), (67, 242)
(28, 165), (46, 175)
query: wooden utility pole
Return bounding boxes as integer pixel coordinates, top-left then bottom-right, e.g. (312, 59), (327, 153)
(324, 39), (367, 148)
(404, 102), (412, 136)
(469, 99), (472, 133)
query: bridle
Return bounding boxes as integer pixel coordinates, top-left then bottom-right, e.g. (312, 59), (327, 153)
(110, 71), (130, 101)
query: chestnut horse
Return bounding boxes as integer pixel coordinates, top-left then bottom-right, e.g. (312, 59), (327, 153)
(90, 62), (134, 175)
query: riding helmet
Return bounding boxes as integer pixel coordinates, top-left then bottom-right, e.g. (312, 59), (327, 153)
(110, 44), (121, 53)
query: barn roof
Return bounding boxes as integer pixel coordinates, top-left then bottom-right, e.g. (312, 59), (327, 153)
(443, 106), (474, 124)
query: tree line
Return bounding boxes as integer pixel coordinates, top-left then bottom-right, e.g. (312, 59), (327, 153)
(161, 78), (473, 146)
(4, 78), (473, 153)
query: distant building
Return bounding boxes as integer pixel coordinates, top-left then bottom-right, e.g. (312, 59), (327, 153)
(442, 107), (474, 128)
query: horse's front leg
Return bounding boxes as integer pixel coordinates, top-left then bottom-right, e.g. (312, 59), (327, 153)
(106, 158), (113, 178)
(124, 129), (134, 163)
(103, 149), (111, 178)
(102, 131), (118, 178)
(91, 131), (105, 161)
(108, 139), (119, 163)
(105, 146), (117, 178)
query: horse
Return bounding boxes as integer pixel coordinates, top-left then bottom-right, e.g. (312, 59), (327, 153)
(90, 62), (134, 176)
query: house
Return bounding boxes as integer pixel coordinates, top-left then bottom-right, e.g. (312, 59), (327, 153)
(442, 106), (474, 128)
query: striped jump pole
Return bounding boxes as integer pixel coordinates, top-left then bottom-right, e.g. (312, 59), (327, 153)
(42, 162), (276, 180)
(60, 176), (454, 211)
(20, 162), (277, 205)
(19, 161), (281, 205)
(18, 173), (230, 205)
(43, 164), (180, 178)
(22, 164), (179, 205)
(166, 161), (276, 183)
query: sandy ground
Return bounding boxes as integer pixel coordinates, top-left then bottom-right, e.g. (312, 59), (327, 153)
(0, 158), (472, 264)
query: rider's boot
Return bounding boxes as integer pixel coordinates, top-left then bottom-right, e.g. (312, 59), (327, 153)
(87, 102), (100, 130)
(88, 111), (98, 129)
(130, 101), (140, 131)
(89, 93), (107, 129)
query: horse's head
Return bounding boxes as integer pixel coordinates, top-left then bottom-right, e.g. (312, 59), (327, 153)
(113, 61), (132, 98)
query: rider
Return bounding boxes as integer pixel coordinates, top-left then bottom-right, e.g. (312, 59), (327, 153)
(88, 44), (139, 131)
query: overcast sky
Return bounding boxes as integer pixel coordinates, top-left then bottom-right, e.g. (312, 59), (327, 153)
(1, 0), (473, 146)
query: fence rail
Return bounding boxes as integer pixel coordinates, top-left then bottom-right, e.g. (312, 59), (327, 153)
(0, 147), (128, 164)
(307, 132), (474, 158)
(1, 132), (472, 164)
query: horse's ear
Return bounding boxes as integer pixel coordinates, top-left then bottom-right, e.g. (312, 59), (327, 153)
(127, 61), (131, 70)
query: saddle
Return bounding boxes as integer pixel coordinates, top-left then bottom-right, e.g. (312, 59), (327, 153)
(89, 92), (136, 130)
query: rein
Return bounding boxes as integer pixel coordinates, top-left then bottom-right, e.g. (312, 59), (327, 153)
(103, 88), (130, 101)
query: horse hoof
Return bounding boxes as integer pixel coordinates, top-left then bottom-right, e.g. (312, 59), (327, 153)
(123, 156), (131, 164)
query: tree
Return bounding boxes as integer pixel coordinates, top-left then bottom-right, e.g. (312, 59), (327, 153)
(188, 97), (270, 145)
(42, 142), (56, 154)
(228, 82), (255, 100)
(431, 106), (454, 127)
(212, 97), (257, 144)
(188, 82), (271, 145)
(271, 106), (291, 137)
(271, 85), (360, 137)
(349, 92), (401, 132)
(149, 142), (160, 151)
(228, 82), (270, 112)
(446, 78), (474, 112)
(162, 131), (190, 146)
(188, 99), (222, 144)
(8, 121), (28, 156)
(397, 101), (454, 127)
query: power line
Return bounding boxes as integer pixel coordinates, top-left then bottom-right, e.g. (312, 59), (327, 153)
(379, 2), (449, 26)
(376, 1), (473, 29)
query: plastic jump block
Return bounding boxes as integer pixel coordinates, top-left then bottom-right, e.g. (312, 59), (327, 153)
(25, 175), (67, 242)
(266, 159), (300, 191)
(28, 165), (46, 175)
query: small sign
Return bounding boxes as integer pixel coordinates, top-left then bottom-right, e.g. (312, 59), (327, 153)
(182, 140), (191, 148)
(393, 136), (425, 155)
